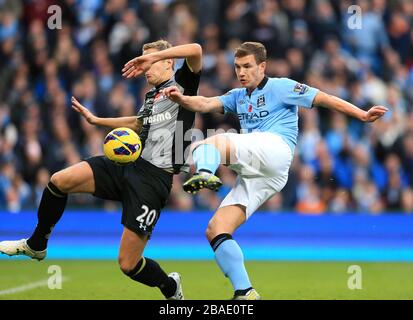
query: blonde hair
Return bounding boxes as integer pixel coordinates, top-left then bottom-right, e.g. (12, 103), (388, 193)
(142, 39), (172, 52)
(142, 39), (174, 69)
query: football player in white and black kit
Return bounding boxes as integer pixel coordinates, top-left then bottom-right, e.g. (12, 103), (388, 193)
(0, 40), (202, 300)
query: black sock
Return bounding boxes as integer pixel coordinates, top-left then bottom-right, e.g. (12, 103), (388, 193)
(26, 182), (67, 251)
(126, 257), (177, 298)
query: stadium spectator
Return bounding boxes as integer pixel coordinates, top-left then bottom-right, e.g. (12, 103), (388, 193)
(329, 188), (353, 213)
(401, 188), (413, 213)
(296, 181), (327, 215)
(340, 0), (390, 73)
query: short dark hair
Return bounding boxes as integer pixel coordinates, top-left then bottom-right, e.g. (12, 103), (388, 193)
(142, 39), (172, 52)
(234, 42), (267, 64)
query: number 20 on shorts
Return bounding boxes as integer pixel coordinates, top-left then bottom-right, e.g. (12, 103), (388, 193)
(136, 205), (157, 226)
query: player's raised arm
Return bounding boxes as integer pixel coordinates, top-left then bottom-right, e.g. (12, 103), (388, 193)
(312, 91), (388, 122)
(163, 86), (224, 113)
(122, 43), (202, 79)
(71, 96), (142, 132)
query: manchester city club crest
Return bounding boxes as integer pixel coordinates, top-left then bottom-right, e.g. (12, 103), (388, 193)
(257, 94), (265, 108)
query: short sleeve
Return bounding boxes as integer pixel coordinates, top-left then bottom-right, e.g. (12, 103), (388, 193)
(174, 59), (201, 96)
(278, 78), (319, 109)
(218, 89), (238, 114)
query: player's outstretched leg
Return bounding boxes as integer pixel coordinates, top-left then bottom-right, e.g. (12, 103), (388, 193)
(207, 205), (261, 300)
(0, 161), (95, 260)
(119, 227), (184, 300)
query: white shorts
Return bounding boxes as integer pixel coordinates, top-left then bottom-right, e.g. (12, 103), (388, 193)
(219, 132), (293, 218)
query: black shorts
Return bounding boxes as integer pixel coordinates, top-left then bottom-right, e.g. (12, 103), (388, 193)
(85, 156), (173, 237)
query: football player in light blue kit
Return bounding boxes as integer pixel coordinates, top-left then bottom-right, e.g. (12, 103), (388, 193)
(164, 42), (388, 299)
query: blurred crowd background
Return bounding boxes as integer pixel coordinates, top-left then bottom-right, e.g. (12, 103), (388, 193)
(0, 0), (413, 214)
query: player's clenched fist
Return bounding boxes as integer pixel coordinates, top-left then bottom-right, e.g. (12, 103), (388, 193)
(163, 86), (184, 103)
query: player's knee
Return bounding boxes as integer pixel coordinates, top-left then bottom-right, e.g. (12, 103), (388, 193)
(205, 218), (218, 242)
(190, 140), (205, 154)
(201, 136), (233, 163)
(118, 255), (142, 275)
(50, 172), (70, 194)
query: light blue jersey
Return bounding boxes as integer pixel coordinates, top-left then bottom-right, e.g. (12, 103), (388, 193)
(219, 77), (319, 153)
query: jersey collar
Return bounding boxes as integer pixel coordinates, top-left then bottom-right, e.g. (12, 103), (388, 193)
(154, 78), (173, 91)
(257, 76), (268, 90)
(246, 76), (268, 96)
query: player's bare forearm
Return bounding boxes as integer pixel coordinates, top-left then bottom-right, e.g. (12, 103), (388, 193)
(180, 95), (210, 112)
(313, 91), (387, 122)
(163, 86), (223, 113)
(150, 43), (202, 73)
(71, 96), (141, 131)
(94, 116), (142, 132)
(123, 44), (202, 78)
(313, 92), (365, 120)
(184, 96), (223, 113)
